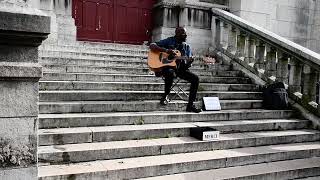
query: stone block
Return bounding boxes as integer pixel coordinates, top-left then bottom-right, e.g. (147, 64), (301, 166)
(0, 46), (38, 63)
(239, 11), (269, 29)
(0, 117), (37, 144)
(0, 166), (37, 180)
(0, 81), (38, 117)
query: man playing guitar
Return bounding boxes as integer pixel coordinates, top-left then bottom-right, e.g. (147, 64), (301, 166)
(149, 27), (201, 113)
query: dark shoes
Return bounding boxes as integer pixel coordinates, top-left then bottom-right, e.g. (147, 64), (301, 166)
(160, 97), (169, 105)
(186, 105), (202, 113)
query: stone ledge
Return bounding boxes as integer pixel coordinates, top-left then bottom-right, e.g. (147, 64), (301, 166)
(0, 62), (42, 80)
(212, 8), (320, 71)
(0, 11), (50, 46)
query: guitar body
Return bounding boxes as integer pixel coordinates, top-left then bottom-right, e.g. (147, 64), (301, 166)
(147, 50), (182, 72)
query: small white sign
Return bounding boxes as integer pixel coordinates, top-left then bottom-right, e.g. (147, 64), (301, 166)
(203, 131), (220, 141)
(203, 97), (221, 111)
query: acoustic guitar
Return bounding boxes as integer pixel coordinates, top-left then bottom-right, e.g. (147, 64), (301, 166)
(147, 50), (193, 72)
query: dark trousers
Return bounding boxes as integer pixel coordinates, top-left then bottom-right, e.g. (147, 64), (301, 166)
(162, 67), (199, 106)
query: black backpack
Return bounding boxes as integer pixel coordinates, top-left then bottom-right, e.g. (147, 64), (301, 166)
(262, 82), (290, 110)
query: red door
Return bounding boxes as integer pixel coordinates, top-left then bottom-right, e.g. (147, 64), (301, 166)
(72, 0), (155, 44)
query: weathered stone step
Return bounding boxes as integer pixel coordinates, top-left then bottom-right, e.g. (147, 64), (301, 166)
(39, 57), (212, 68)
(38, 128), (318, 164)
(38, 119), (309, 146)
(38, 100), (263, 114)
(39, 109), (293, 129)
(41, 73), (251, 83)
(39, 47), (148, 57)
(42, 64), (231, 76)
(39, 81), (259, 91)
(40, 42), (148, 54)
(39, 50), (146, 60)
(40, 57), (148, 67)
(38, 142), (320, 180)
(136, 157), (320, 180)
(39, 90), (262, 102)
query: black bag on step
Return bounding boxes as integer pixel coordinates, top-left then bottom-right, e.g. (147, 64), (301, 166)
(262, 82), (289, 110)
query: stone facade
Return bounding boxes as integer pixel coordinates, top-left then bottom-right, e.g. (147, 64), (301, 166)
(230, 0), (320, 53)
(0, 4), (50, 180)
(152, 0), (229, 54)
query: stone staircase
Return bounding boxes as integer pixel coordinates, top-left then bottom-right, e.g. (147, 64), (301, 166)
(37, 42), (320, 180)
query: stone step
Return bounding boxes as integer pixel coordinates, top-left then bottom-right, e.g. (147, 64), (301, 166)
(39, 50), (147, 60)
(39, 46), (148, 57)
(40, 42), (148, 53)
(38, 100), (263, 114)
(39, 81), (259, 91)
(38, 119), (309, 146)
(41, 73), (251, 83)
(38, 128), (318, 164)
(39, 90), (262, 102)
(40, 57), (149, 67)
(38, 142), (320, 180)
(42, 64), (231, 76)
(38, 109), (293, 129)
(135, 157), (320, 180)
(39, 57), (213, 68)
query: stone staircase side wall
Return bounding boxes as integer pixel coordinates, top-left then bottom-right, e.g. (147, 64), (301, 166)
(0, 8), (50, 180)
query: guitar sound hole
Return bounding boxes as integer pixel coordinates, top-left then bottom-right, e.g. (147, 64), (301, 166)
(168, 54), (175, 60)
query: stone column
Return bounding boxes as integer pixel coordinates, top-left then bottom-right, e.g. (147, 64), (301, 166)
(163, 7), (169, 27)
(254, 40), (266, 71)
(179, 7), (188, 27)
(288, 57), (303, 94)
(302, 65), (319, 102)
(0, 10), (50, 180)
(246, 36), (255, 65)
(265, 47), (277, 80)
(277, 52), (289, 85)
(236, 31), (246, 60)
(221, 22), (229, 49)
(227, 26), (237, 54)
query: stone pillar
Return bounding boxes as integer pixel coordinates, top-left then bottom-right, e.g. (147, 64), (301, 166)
(190, 8), (194, 27)
(246, 36), (255, 65)
(221, 22), (229, 49)
(163, 7), (169, 27)
(277, 52), (289, 85)
(265, 47), (277, 79)
(236, 30), (246, 60)
(302, 65), (319, 102)
(227, 26), (237, 54)
(179, 7), (188, 27)
(288, 57), (303, 93)
(0, 10), (50, 180)
(254, 40), (266, 70)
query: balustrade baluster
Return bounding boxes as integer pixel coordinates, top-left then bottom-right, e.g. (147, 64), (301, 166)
(254, 40), (266, 72)
(222, 22), (229, 50)
(288, 57), (303, 94)
(227, 26), (237, 54)
(236, 30), (246, 61)
(246, 36), (255, 66)
(276, 52), (289, 85)
(214, 19), (221, 49)
(302, 65), (319, 103)
(265, 46), (277, 81)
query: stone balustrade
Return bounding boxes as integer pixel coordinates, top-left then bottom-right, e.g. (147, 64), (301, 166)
(212, 8), (320, 119)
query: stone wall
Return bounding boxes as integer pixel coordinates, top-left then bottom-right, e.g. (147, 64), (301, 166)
(152, 0), (228, 54)
(229, 0), (320, 53)
(0, 7), (50, 180)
